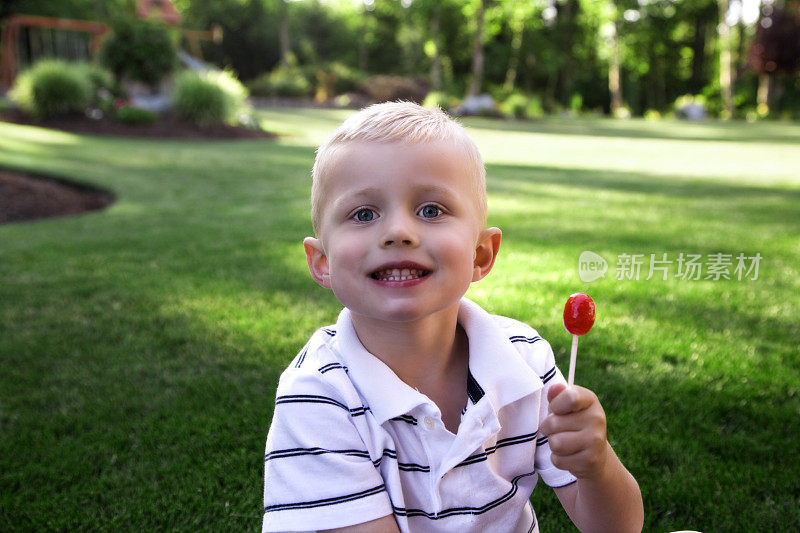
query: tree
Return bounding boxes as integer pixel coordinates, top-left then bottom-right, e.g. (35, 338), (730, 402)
(500, 0), (537, 92)
(749, 1), (800, 112)
(468, 0), (488, 96)
(718, 0), (735, 117)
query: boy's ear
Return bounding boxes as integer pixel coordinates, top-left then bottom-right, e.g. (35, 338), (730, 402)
(303, 237), (332, 289)
(472, 227), (502, 282)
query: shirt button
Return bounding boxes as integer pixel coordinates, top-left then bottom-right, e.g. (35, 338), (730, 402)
(423, 416), (435, 430)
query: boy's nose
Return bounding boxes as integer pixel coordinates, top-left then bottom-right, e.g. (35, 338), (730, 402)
(380, 215), (419, 248)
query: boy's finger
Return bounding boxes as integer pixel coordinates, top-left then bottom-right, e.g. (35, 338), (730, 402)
(548, 386), (596, 416)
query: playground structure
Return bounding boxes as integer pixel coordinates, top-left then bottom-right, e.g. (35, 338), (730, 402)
(0, 15), (109, 88)
(0, 0), (220, 89)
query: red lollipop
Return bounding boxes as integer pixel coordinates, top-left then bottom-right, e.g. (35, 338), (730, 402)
(563, 293), (595, 385)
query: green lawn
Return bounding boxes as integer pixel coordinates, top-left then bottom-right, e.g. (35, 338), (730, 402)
(1, 110), (799, 531)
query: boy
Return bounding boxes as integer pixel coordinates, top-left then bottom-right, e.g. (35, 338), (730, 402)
(263, 102), (643, 532)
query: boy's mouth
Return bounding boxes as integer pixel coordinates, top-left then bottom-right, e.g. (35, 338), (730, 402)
(369, 263), (431, 281)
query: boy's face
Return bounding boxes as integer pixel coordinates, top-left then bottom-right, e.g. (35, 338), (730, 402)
(304, 141), (500, 325)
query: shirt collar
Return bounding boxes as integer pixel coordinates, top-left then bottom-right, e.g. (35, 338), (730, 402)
(331, 298), (543, 426)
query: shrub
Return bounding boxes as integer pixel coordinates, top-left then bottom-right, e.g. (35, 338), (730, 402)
(10, 60), (92, 119)
(102, 17), (177, 86)
(248, 66), (311, 98)
(173, 70), (249, 126)
(360, 76), (428, 104)
(73, 63), (118, 108)
(525, 95), (544, 119)
(644, 109), (662, 121)
(422, 91), (454, 111)
(499, 93), (528, 119)
(115, 105), (159, 125)
(310, 62), (365, 101)
(569, 93), (583, 114)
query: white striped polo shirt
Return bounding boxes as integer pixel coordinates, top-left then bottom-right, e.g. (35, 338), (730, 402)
(262, 298), (576, 532)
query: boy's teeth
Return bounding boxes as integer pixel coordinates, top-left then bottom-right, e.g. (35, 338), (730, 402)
(374, 268), (425, 281)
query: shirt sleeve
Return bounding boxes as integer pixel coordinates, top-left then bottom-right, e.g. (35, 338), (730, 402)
(262, 369), (394, 532)
(532, 339), (579, 489)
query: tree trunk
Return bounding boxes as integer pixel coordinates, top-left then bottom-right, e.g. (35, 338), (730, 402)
(608, 20), (623, 114)
(429, 2), (442, 91)
(558, 0), (579, 105)
(503, 16), (524, 92)
(279, 0), (291, 66)
(690, 15), (707, 93)
(468, 0), (487, 97)
(718, 0), (734, 117)
(757, 73), (770, 109)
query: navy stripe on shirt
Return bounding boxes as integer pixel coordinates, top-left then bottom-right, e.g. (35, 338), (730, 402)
(318, 362), (348, 374)
(393, 470), (537, 519)
(455, 431), (539, 468)
(540, 366), (557, 384)
(389, 414), (418, 425)
(264, 484), (386, 513)
(466, 371), (485, 404)
(508, 335), (543, 345)
(275, 395), (371, 417)
(265, 447), (370, 462)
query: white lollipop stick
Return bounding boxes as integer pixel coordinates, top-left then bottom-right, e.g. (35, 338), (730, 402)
(568, 334), (578, 386)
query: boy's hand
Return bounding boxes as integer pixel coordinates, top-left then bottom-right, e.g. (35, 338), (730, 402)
(540, 383), (610, 480)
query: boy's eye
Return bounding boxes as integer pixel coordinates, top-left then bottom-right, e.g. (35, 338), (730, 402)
(354, 208), (375, 222)
(419, 205), (441, 219)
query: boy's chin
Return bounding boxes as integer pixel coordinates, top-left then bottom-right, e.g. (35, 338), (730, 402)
(346, 299), (463, 325)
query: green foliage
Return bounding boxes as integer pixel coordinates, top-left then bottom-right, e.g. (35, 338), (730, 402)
(569, 93), (584, 114)
(644, 109), (662, 121)
(73, 63), (118, 105)
(423, 91), (456, 111)
(8, 0), (800, 119)
(499, 92), (529, 119)
(9, 60), (92, 119)
(173, 69), (249, 126)
(101, 17), (177, 86)
(309, 62), (366, 101)
(114, 105), (159, 126)
(249, 65), (312, 98)
(525, 95), (544, 120)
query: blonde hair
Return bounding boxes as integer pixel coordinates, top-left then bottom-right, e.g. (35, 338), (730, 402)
(310, 101), (487, 236)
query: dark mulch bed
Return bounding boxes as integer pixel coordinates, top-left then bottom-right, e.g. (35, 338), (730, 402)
(0, 169), (114, 224)
(0, 109), (276, 139)
(0, 108), (279, 224)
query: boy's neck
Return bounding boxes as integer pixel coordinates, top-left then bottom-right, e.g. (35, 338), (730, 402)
(349, 304), (467, 393)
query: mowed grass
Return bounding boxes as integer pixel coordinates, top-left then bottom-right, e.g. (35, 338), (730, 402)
(1, 110), (799, 531)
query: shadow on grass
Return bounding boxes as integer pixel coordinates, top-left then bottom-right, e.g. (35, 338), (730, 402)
(464, 116), (800, 145)
(487, 162), (800, 201)
(533, 355), (800, 532)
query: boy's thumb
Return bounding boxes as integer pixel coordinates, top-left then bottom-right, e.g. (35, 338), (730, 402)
(547, 383), (567, 403)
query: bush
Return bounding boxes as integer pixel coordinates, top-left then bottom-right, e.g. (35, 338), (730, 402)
(248, 66), (311, 98)
(499, 93), (528, 119)
(10, 60), (92, 119)
(73, 63), (118, 108)
(102, 17), (177, 86)
(570, 93), (583, 114)
(422, 91), (456, 111)
(173, 70), (249, 126)
(360, 75), (428, 104)
(309, 62), (365, 101)
(525, 95), (544, 119)
(644, 109), (662, 121)
(115, 106), (159, 125)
